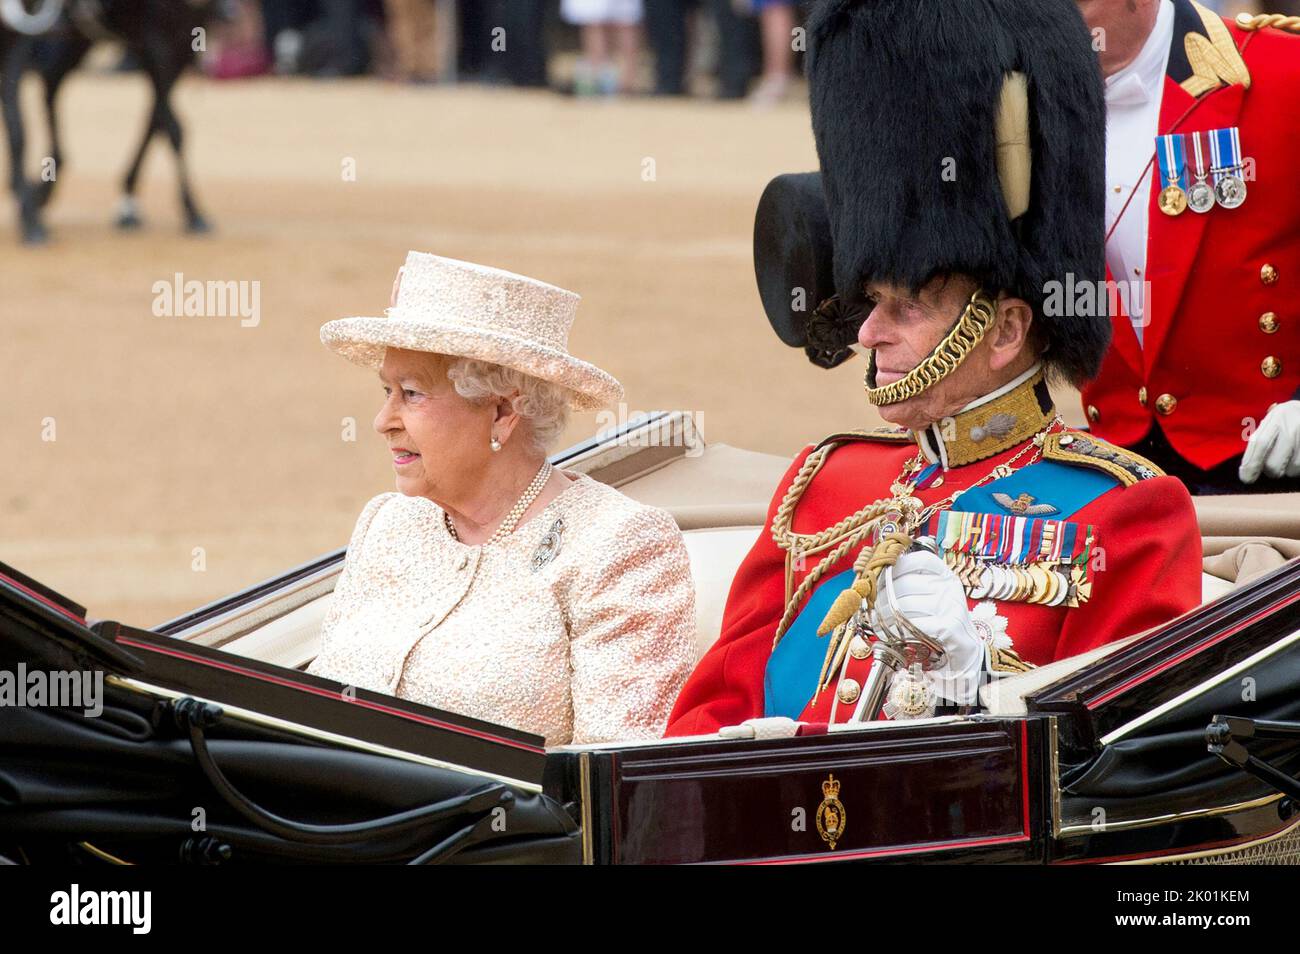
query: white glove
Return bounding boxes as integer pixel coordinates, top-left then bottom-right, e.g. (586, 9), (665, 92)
(1240, 401), (1300, 483)
(717, 717), (803, 740)
(869, 550), (985, 705)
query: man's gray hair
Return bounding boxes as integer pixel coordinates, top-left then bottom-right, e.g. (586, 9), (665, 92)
(446, 358), (571, 452)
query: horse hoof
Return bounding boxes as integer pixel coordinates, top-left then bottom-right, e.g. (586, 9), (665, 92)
(116, 212), (143, 231)
(21, 222), (49, 245)
(186, 216), (213, 235)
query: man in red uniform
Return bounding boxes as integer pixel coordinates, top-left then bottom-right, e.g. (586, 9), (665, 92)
(666, 0), (1204, 737)
(1077, 0), (1300, 493)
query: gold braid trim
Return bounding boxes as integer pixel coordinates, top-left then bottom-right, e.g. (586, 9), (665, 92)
(1184, 1), (1251, 96)
(1236, 12), (1300, 33)
(865, 291), (999, 406)
(1042, 433), (1165, 487)
(770, 439), (911, 646)
(776, 518), (884, 652)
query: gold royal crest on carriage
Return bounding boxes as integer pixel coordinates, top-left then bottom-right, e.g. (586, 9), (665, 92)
(816, 774), (847, 851)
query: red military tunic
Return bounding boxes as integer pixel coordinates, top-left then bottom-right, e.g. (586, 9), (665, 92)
(1082, 8), (1300, 469)
(665, 427), (1203, 737)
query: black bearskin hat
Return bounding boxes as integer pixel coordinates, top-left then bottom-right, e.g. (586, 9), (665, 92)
(806, 0), (1110, 385)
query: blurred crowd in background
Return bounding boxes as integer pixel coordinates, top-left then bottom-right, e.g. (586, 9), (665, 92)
(200, 0), (806, 106)
(109, 0), (1294, 106)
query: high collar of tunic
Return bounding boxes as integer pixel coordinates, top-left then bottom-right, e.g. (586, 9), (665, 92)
(914, 364), (1056, 470)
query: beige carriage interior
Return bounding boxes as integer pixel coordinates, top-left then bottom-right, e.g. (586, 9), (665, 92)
(172, 413), (1300, 725)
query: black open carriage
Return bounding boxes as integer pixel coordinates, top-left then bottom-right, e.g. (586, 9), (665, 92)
(4, 416), (1300, 864)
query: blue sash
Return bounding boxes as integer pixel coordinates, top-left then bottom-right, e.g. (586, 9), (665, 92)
(761, 459), (1121, 719)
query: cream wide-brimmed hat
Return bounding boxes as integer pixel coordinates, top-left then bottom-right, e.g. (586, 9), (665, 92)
(320, 251), (624, 411)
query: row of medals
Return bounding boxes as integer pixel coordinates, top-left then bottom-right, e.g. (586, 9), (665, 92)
(1159, 164), (1247, 216)
(942, 551), (1090, 607)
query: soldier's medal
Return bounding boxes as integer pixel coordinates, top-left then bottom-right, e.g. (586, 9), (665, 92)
(1209, 126), (1247, 210)
(1069, 564), (1093, 606)
(1156, 133), (1189, 216)
(1214, 174), (1246, 209)
(1158, 182), (1188, 216)
(815, 774), (847, 851)
(990, 565), (1009, 601)
(1029, 563), (1056, 604)
(1186, 130), (1215, 214)
(994, 566), (1016, 600)
(1023, 563), (1043, 603)
(1047, 570), (1070, 606)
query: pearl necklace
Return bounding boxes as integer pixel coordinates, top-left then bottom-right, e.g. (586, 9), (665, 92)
(444, 462), (554, 545)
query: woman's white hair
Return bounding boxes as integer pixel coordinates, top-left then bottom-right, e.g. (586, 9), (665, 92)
(446, 358), (571, 452)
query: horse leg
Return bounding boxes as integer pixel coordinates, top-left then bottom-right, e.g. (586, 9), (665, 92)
(35, 34), (94, 210)
(152, 65), (210, 234)
(1, 34), (45, 244)
(116, 96), (158, 230)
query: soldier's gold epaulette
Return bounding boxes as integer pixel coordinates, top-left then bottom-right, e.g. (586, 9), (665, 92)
(1042, 432), (1165, 487)
(813, 426), (915, 452)
(1236, 12), (1300, 34)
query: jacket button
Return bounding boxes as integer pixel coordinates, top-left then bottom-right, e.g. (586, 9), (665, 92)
(457, 554), (469, 570)
(849, 635), (871, 660)
(836, 678), (861, 705)
(1138, 386), (1148, 407)
(1260, 312), (1279, 334)
(1087, 404), (1101, 422)
(1262, 356), (1282, 379)
(1155, 393), (1178, 416)
(1261, 264), (1279, 285)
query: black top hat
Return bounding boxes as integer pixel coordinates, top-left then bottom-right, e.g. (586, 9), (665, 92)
(801, 0), (1111, 386)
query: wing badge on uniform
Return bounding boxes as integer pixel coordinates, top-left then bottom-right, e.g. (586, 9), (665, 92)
(992, 492), (1060, 516)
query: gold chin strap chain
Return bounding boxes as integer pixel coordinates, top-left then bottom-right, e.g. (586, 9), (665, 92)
(865, 290), (999, 407)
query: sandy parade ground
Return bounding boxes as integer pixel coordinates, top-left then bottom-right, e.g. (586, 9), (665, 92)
(0, 71), (1087, 626)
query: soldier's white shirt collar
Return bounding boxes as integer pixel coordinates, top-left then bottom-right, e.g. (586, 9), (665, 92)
(1105, 0), (1174, 109)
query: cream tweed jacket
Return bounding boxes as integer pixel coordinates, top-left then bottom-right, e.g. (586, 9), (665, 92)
(307, 473), (696, 746)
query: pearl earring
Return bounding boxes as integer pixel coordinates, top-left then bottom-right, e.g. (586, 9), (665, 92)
(490, 437), (502, 452)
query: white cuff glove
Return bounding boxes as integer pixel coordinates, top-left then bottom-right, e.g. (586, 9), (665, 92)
(869, 550), (985, 705)
(717, 717), (803, 740)
(1240, 400), (1300, 483)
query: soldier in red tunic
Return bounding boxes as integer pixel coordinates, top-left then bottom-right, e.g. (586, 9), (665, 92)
(1076, 1), (1300, 493)
(666, 0), (1204, 738)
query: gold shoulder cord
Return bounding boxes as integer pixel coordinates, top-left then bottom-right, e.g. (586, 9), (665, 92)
(769, 443), (901, 647)
(1236, 12), (1300, 32)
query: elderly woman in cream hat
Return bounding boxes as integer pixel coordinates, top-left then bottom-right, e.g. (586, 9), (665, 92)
(309, 252), (696, 746)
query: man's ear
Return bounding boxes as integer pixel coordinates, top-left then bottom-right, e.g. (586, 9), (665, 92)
(987, 296), (1034, 372)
